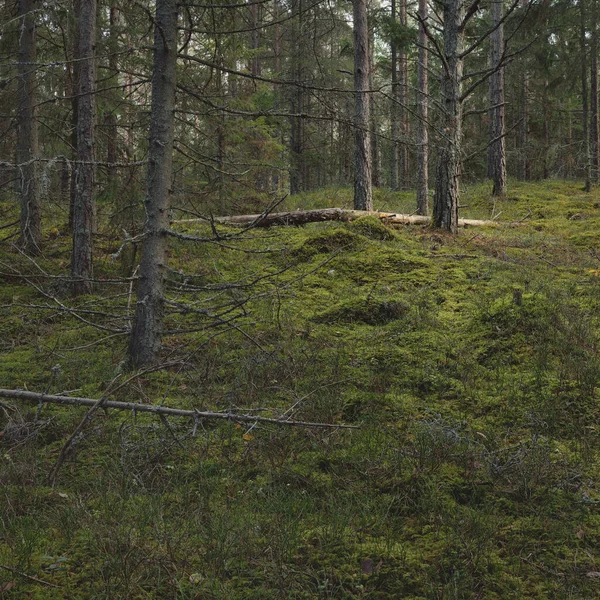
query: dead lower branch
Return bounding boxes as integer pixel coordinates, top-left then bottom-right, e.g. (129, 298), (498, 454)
(0, 388), (359, 430)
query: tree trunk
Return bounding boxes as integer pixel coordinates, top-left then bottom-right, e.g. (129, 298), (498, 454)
(68, 0), (80, 231)
(289, 0), (305, 194)
(591, 0), (599, 182)
(17, 0), (42, 254)
(249, 0), (261, 77)
(520, 65), (530, 180)
(71, 0), (96, 295)
(415, 0), (428, 215)
(399, 0), (409, 186)
(369, 22), (380, 188)
(105, 0), (119, 193)
(543, 80), (550, 179)
(581, 0), (592, 191)
(488, 0), (507, 196)
(433, 0), (464, 234)
(128, 0), (178, 368)
(353, 0), (372, 210)
(390, 0), (399, 190)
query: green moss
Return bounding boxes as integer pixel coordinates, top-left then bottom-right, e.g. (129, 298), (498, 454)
(346, 215), (398, 241)
(3, 181), (600, 598)
(314, 298), (410, 325)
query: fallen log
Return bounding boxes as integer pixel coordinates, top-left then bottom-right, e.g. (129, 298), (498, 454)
(176, 208), (498, 228)
(0, 388), (358, 429)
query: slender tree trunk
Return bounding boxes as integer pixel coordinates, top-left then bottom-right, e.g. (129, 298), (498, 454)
(105, 0), (118, 192)
(68, 0), (80, 230)
(17, 0), (42, 254)
(353, 0), (372, 210)
(433, 0), (464, 234)
(488, 0), (507, 196)
(249, 0), (261, 77)
(543, 80), (550, 179)
(71, 0), (96, 295)
(289, 0), (305, 194)
(591, 0), (599, 182)
(520, 64), (530, 180)
(369, 22), (380, 188)
(416, 0), (428, 215)
(581, 0), (592, 191)
(399, 0), (409, 186)
(390, 0), (399, 190)
(128, 0), (178, 368)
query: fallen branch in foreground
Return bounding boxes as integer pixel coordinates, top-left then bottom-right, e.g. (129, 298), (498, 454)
(176, 208), (499, 228)
(0, 388), (358, 430)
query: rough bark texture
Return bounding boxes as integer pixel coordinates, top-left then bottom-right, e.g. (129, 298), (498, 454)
(249, 0), (261, 77)
(416, 0), (429, 215)
(177, 208), (497, 228)
(390, 0), (399, 190)
(581, 0), (592, 192)
(71, 0), (96, 295)
(433, 0), (464, 234)
(591, 0), (599, 182)
(398, 0), (409, 186)
(68, 0), (80, 231)
(289, 0), (306, 194)
(17, 0), (42, 254)
(353, 0), (372, 211)
(105, 0), (118, 191)
(128, 0), (178, 368)
(488, 0), (507, 196)
(368, 25), (380, 188)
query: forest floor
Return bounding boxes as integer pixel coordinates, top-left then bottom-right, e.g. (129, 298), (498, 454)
(2, 180), (600, 599)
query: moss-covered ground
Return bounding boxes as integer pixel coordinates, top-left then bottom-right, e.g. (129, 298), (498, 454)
(2, 180), (600, 598)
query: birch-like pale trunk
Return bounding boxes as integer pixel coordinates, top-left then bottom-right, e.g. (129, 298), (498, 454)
(433, 0), (464, 233)
(353, 0), (372, 210)
(128, 0), (178, 367)
(416, 0), (429, 215)
(71, 0), (96, 294)
(488, 0), (507, 196)
(17, 0), (42, 254)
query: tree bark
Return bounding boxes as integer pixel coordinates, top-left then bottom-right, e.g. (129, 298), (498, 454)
(416, 0), (429, 215)
(369, 21), (380, 188)
(105, 0), (119, 193)
(591, 0), (599, 182)
(433, 0), (464, 234)
(581, 0), (592, 191)
(128, 0), (178, 368)
(353, 0), (372, 210)
(390, 0), (400, 190)
(289, 0), (305, 194)
(399, 0), (409, 186)
(71, 0), (96, 295)
(68, 0), (80, 231)
(17, 0), (42, 254)
(488, 0), (507, 196)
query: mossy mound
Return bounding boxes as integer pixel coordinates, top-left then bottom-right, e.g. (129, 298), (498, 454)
(314, 298), (410, 325)
(293, 227), (364, 260)
(346, 215), (398, 241)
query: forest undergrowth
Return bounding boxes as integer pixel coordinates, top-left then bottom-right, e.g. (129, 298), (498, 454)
(2, 180), (600, 598)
